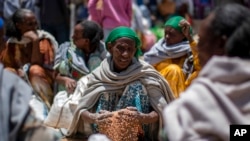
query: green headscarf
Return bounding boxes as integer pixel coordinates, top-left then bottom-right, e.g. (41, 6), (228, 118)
(105, 26), (142, 58)
(165, 16), (193, 35)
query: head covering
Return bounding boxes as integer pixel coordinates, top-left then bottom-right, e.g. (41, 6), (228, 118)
(0, 17), (4, 29)
(105, 26), (142, 58)
(165, 16), (184, 33)
(165, 15), (193, 35)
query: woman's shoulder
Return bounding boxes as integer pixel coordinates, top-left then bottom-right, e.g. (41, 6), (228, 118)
(59, 42), (71, 49)
(138, 58), (159, 72)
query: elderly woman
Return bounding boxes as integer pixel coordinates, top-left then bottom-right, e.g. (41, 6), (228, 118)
(54, 20), (107, 93)
(66, 26), (174, 140)
(0, 9), (58, 108)
(143, 16), (199, 98)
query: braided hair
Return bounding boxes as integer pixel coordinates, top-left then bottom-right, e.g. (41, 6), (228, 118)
(79, 20), (102, 52)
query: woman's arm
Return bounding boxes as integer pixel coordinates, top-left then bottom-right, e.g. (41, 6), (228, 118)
(55, 73), (77, 93)
(23, 31), (43, 65)
(81, 110), (96, 123)
(81, 110), (113, 124)
(139, 110), (159, 124)
(180, 20), (200, 71)
(81, 107), (159, 125)
(31, 39), (43, 65)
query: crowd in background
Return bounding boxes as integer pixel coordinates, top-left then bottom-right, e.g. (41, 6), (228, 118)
(1, 0), (250, 44)
(0, 0), (218, 44)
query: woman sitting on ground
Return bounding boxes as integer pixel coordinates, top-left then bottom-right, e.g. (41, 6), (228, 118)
(143, 16), (199, 98)
(66, 26), (174, 140)
(0, 9), (58, 108)
(54, 20), (107, 94)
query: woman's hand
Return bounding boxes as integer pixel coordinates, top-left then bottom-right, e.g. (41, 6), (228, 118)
(118, 107), (159, 124)
(63, 77), (77, 94)
(117, 107), (141, 122)
(180, 19), (194, 43)
(81, 110), (113, 125)
(95, 110), (113, 125)
(23, 30), (39, 41)
(55, 73), (77, 94)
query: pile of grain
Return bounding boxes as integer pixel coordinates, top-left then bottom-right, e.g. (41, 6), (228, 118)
(98, 110), (143, 141)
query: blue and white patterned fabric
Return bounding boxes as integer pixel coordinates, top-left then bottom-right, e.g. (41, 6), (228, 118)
(94, 81), (150, 135)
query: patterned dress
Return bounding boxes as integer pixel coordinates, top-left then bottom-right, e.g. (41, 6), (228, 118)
(93, 81), (151, 140)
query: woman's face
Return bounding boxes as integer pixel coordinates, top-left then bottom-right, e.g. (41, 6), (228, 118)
(197, 15), (212, 67)
(108, 37), (136, 72)
(197, 13), (225, 67)
(72, 24), (90, 53)
(164, 26), (185, 45)
(17, 12), (38, 34)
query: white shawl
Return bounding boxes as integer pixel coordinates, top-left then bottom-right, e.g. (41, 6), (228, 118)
(143, 38), (191, 65)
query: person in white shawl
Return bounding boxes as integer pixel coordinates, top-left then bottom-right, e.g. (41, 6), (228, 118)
(162, 3), (250, 141)
(66, 26), (174, 140)
(0, 9), (58, 108)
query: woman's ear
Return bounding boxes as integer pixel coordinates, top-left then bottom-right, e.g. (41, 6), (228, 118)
(84, 38), (90, 44)
(107, 42), (114, 56)
(213, 35), (227, 55)
(107, 42), (112, 51)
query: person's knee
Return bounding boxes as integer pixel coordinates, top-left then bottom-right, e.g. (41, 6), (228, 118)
(160, 64), (185, 82)
(165, 64), (183, 74)
(29, 65), (45, 76)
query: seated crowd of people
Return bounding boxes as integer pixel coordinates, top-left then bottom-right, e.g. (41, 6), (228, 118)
(0, 2), (250, 141)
